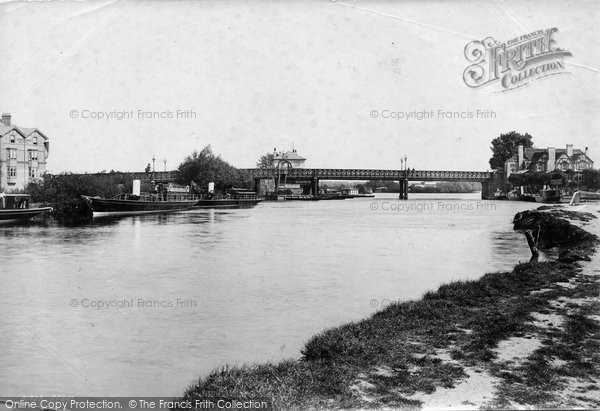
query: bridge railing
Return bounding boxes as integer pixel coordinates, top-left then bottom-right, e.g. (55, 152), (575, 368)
(244, 168), (493, 181)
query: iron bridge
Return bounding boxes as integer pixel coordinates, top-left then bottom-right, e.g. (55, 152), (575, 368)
(244, 168), (493, 182)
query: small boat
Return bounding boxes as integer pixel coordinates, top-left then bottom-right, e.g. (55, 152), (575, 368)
(0, 194), (52, 223)
(194, 188), (263, 209)
(535, 188), (561, 204)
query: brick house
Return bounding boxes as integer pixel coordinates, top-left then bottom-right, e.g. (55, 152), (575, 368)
(0, 113), (50, 191)
(505, 143), (593, 179)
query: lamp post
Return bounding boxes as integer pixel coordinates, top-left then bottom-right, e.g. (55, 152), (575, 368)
(152, 156), (156, 183)
(399, 155), (404, 200)
(163, 158), (167, 172)
(405, 155), (408, 199)
(24, 133), (28, 188)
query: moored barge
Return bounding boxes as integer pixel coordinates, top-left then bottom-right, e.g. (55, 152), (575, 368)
(82, 193), (198, 217)
(82, 180), (198, 217)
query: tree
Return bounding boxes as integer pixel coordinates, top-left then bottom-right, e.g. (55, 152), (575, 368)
(256, 153), (274, 168)
(26, 172), (134, 219)
(489, 131), (534, 170)
(178, 145), (252, 192)
(582, 169), (600, 190)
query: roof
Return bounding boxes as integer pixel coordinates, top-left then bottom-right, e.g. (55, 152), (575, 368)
(516, 146), (593, 165)
(0, 123), (48, 140)
(524, 147), (536, 160)
(274, 151), (306, 160)
(571, 152), (593, 163)
(0, 124), (26, 137)
(529, 151), (547, 164)
(512, 169), (534, 174)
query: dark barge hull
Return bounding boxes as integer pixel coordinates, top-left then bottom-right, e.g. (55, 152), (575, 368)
(194, 199), (263, 209)
(0, 207), (53, 223)
(535, 196), (562, 204)
(81, 196), (197, 217)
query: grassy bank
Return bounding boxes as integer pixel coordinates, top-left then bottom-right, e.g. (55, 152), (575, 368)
(178, 208), (600, 409)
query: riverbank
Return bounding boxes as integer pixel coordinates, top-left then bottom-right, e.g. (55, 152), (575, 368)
(179, 206), (599, 409)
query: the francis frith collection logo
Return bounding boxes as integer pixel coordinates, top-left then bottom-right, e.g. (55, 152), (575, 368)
(463, 28), (572, 91)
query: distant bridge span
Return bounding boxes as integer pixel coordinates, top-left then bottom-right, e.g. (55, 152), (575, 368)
(244, 168), (494, 182)
(245, 168), (496, 199)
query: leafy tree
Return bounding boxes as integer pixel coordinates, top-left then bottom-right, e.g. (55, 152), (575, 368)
(26, 172), (135, 218)
(489, 131), (534, 170)
(178, 145), (252, 192)
(256, 153), (274, 168)
(582, 169), (600, 190)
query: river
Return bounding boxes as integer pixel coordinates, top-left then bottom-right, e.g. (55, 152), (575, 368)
(0, 193), (546, 396)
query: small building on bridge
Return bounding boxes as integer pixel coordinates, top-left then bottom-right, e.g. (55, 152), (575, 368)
(272, 148), (306, 169)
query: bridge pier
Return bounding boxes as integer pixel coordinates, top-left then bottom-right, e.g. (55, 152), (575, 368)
(398, 179), (408, 200)
(254, 178), (260, 195)
(310, 178), (319, 196)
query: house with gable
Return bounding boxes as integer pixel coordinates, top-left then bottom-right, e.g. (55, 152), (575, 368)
(505, 143), (593, 180)
(0, 113), (50, 190)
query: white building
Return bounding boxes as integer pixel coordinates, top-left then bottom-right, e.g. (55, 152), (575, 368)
(272, 148), (306, 169)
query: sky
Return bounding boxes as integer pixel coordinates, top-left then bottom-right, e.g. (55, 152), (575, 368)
(1, 0), (598, 173)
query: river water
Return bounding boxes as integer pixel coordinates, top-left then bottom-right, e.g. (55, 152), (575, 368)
(0, 193), (545, 396)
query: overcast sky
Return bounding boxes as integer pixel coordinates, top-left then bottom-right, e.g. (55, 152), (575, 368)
(1, 0), (598, 173)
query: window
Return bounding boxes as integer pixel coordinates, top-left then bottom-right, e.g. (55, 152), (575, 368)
(33, 136), (38, 145)
(29, 167), (37, 178)
(29, 150), (38, 160)
(10, 134), (15, 143)
(7, 148), (17, 159)
(8, 167), (17, 177)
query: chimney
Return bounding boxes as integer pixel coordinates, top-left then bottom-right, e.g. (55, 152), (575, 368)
(518, 144), (524, 170)
(1, 113), (11, 126)
(585, 147), (588, 155)
(547, 147), (556, 172)
(566, 144), (573, 157)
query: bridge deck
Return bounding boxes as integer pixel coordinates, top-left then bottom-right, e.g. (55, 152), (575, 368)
(244, 168), (493, 182)
(86, 168), (493, 183)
